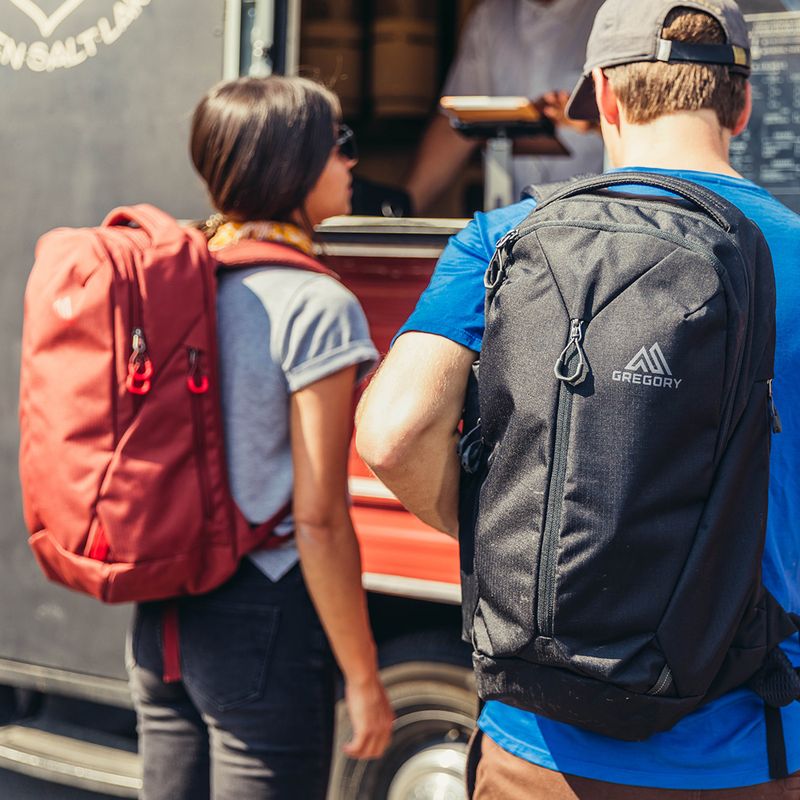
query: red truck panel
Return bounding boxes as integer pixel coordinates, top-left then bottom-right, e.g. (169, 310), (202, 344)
(327, 252), (462, 593)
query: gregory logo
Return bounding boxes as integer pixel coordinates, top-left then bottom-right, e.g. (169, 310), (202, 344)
(612, 343), (682, 389)
(0, 0), (151, 73)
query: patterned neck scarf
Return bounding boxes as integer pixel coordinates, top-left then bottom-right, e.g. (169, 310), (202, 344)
(207, 220), (315, 256)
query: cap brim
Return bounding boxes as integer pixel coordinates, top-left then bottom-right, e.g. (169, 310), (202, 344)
(565, 73), (599, 122)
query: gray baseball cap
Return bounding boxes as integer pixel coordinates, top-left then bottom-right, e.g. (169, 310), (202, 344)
(565, 0), (751, 121)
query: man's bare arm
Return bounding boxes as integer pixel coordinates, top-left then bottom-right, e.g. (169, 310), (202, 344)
(356, 332), (476, 537)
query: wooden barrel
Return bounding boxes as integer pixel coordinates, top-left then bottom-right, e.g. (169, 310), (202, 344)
(372, 16), (438, 117)
(301, 18), (364, 118)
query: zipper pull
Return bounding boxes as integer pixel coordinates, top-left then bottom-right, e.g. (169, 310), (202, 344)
(187, 347), (209, 395)
(126, 327), (153, 395)
(496, 228), (518, 252)
(554, 319), (588, 385)
(768, 378), (782, 434)
(458, 421), (485, 475)
(131, 328), (146, 355)
(484, 229), (518, 294)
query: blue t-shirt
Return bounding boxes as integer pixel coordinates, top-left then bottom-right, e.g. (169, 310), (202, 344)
(397, 167), (800, 789)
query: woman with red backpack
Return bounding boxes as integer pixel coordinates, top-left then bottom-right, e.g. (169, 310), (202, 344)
(126, 76), (393, 800)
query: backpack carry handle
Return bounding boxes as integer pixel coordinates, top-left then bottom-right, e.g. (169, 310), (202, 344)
(102, 204), (181, 244)
(534, 172), (735, 233)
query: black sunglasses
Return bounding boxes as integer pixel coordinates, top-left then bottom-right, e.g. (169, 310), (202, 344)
(335, 124), (358, 161)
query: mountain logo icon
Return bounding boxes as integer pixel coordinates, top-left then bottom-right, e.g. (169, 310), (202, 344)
(613, 342), (682, 389)
(624, 343), (673, 376)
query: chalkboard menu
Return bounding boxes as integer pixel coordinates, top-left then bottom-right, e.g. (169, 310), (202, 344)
(730, 11), (800, 212)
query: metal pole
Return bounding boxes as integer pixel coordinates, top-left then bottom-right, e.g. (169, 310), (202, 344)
(283, 0), (302, 76)
(250, 0), (275, 76)
(222, 0), (242, 79)
(483, 135), (514, 210)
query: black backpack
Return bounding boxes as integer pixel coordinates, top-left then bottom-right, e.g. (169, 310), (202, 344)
(458, 173), (800, 777)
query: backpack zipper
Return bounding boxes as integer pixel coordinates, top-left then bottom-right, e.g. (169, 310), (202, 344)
(538, 319), (585, 638)
(647, 664), (673, 696)
(768, 378), (782, 434)
(187, 347), (212, 519)
(123, 237), (151, 398)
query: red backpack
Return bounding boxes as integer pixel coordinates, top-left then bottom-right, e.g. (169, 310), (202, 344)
(19, 205), (336, 605)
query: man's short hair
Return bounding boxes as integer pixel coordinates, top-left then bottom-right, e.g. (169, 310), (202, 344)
(603, 7), (747, 129)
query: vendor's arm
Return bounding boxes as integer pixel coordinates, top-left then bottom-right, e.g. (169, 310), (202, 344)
(404, 4), (489, 215)
(405, 115), (479, 216)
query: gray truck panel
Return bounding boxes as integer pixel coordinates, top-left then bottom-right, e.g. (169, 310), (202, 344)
(1, 0), (224, 681)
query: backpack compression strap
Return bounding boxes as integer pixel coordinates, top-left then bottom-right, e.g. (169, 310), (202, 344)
(160, 501), (294, 685)
(250, 501), (293, 550)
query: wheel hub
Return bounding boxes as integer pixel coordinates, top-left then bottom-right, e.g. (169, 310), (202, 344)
(386, 744), (468, 800)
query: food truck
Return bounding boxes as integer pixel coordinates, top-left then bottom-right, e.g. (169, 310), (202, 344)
(0, 0), (797, 797)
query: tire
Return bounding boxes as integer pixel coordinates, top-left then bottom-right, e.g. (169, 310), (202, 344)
(328, 631), (478, 800)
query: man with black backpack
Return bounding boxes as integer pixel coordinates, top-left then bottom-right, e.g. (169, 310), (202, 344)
(357, 0), (800, 797)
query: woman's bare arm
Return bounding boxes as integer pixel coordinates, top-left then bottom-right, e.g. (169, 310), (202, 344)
(290, 365), (393, 760)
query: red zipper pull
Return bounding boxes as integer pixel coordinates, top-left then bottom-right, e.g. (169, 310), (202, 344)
(126, 327), (153, 395)
(186, 348), (209, 394)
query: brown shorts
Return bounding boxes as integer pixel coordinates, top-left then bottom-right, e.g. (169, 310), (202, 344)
(466, 728), (800, 800)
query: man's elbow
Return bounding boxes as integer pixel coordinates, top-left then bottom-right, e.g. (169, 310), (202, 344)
(355, 419), (415, 477)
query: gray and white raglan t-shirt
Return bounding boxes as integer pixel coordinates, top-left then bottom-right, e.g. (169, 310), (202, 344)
(216, 265), (378, 581)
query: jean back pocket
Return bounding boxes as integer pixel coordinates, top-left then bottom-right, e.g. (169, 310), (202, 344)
(179, 599), (280, 712)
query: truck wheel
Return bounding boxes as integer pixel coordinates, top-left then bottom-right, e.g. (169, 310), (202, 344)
(328, 632), (478, 800)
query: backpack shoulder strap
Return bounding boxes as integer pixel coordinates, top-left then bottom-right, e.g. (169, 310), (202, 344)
(533, 172), (738, 232)
(213, 240), (339, 280)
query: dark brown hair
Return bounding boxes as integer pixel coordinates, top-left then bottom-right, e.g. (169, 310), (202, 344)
(190, 76), (340, 224)
(604, 8), (747, 129)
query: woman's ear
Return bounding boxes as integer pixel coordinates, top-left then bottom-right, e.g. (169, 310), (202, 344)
(593, 67), (621, 128)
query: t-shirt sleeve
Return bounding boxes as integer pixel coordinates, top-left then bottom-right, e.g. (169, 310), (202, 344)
(395, 199), (537, 351)
(278, 275), (378, 393)
(443, 2), (493, 97)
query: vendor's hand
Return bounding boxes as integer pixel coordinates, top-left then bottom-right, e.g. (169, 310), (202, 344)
(343, 674), (394, 760)
(538, 90), (600, 135)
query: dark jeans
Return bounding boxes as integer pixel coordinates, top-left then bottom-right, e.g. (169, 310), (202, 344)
(127, 561), (335, 800)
